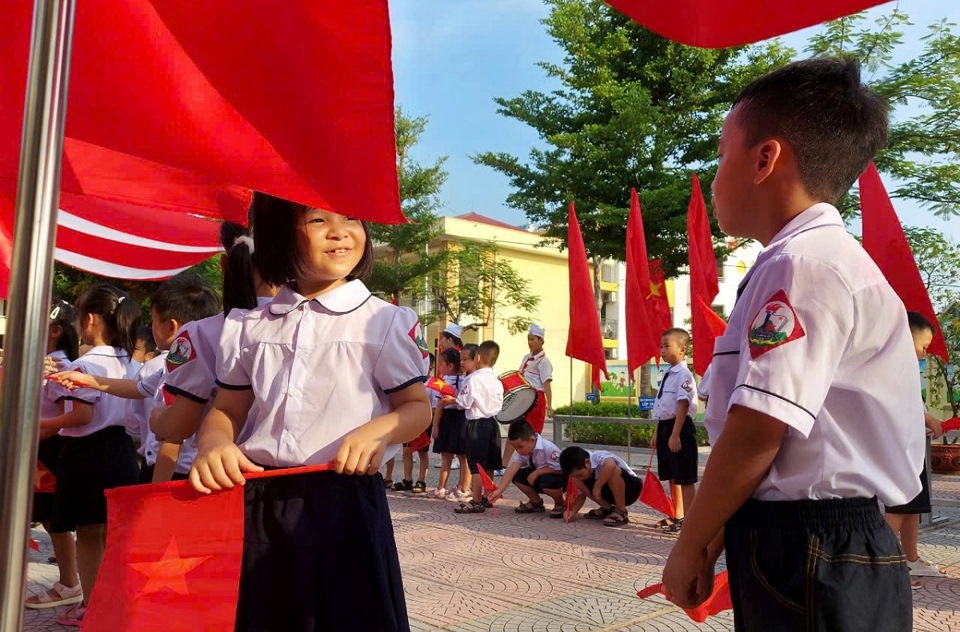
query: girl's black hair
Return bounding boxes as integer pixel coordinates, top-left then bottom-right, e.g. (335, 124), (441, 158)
(219, 221), (258, 314)
(75, 283), (140, 357)
(440, 332), (463, 349)
(49, 298), (79, 362)
(440, 347), (461, 375)
(251, 191), (372, 288)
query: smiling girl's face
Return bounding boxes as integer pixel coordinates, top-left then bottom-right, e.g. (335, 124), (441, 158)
(297, 208), (365, 296)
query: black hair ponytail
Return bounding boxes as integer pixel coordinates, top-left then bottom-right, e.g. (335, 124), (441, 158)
(49, 298), (79, 361)
(76, 283), (140, 357)
(219, 221), (258, 313)
(440, 347), (461, 375)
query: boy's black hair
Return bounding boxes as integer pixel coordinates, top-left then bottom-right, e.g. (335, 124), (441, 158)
(507, 419), (536, 442)
(462, 343), (480, 360)
(559, 446), (591, 476)
(219, 221), (258, 314)
(151, 273), (221, 326)
(732, 57), (888, 205)
(907, 311), (935, 335)
(441, 331), (463, 349)
(49, 297), (79, 361)
(250, 191), (372, 289)
(135, 326), (157, 354)
(76, 283), (141, 356)
(479, 340), (500, 366)
(440, 347), (462, 374)
(662, 327), (690, 349)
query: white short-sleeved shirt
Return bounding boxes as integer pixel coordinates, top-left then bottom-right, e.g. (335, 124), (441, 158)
(456, 368), (504, 420)
(52, 345), (131, 437)
(510, 434), (562, 470)
(589, 450), (638, 479)
(40, 350), (72, 419)
(133, 351), (196, 472)
(519, 351), (553, 391)
(217, 281), (430, 468)
(652, 363), (698, 420)
(697, 365), (712, 401)
(704, 203), (925, 505)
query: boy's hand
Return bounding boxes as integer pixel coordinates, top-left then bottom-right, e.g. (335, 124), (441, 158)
(431, 425), (440, 440)
(565, 508), (577, 521)
(650, 434), (657, 449)
(189, 442), (263, 494)
(489, 489), (503, 503)
(662, 540), (714, 609)
(527, 471), (540, 485)
(591, 482), (603, 499)
(928, 418), (944, 439)
(49, 370), (97, 390)
(668, 435), (682, 453)
(440, 396), (456, 405)
(336, 422), (391, 476)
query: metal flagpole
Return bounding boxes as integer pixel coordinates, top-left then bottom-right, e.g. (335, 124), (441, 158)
(0, 1), (76, 629)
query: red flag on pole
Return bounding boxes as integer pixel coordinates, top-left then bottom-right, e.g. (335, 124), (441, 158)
(476, 466), (500, 517)
(941, 418), (960, 433)
(647, 259), (673, 337)
(626, 188), (661, 372)
(687, 174), (720, 376)
(637, 570), (733, 622)
(33, 461), (56, 494)
(566, 202), (609, 390)
(694, 294), (727, 338)
(564, 475), (581, 523)
(638, 451), (675, 518)
(860, 163), (948, 362)
(425, 377), (456, 398)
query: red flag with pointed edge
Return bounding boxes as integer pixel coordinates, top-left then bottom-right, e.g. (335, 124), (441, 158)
(647, 259), (673, 337)
(639, 451), (675, 518)
(476, 466), (500, 517)
(566, 202), (608, 390)
(695, 294), (727, 338)
(941, 418), (960, 433)
(626, 188), (661, 372)
(425, 377), (456, 398)
(687, 174), (720, 376)
(603, 0), (885, 48)
(34, 461), (56, 494)
(860, 164), (948, 362)
(407, 432), (431, 453)
(637, 570), (732, 622)
(83, 463), (336, 631)
(564, 476), (581, 523)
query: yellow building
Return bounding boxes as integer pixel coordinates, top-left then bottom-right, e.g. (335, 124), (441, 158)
(378, 212), (598, 408)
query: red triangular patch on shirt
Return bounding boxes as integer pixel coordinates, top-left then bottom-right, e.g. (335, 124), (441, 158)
(747, 290), (805, 359)
(166, 331), (196, 372)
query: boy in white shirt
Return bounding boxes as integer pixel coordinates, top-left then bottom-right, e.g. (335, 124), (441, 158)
(560, 446), (642, 526)
(489, 420), (565, 518)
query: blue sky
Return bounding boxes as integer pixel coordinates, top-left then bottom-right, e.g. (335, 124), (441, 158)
(390, 0), (959, 241)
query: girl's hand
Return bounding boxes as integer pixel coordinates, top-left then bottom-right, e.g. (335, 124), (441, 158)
(431, 425), (440, 440)
(189, 442), (263, 494)
(440, 395), (456, 406)
(49, 370), (97, 390)
(38, 426), (59, 441)
(336, 422), (391, 476)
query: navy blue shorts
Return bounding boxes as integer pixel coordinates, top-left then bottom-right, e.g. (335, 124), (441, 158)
(464, 417), (501, 474)
(513, 466), (564, 492)
(656, 416), (698, 485)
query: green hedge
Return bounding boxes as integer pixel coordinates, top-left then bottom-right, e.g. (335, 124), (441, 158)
(554, 402), (710, 447)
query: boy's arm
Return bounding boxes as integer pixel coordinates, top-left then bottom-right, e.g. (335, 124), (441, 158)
(490, 461), (523, 500)
(544, 381), (553, 415)
(151, 442), (182, 483)
(925, 412), (943, 438)
(662, 404), (786, 607)
(566, 479), (590, 520)
(669, 400), (691, 451)
(50, 371), (146, 400)
(150, 395), (206, 443)
(527, 464), (556, 485)
(591, 459), (618, 498)
(40, 401), (93, 432)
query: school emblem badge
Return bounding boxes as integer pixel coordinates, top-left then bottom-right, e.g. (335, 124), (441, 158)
(747, 290), (805, 359)
(550, 450), (560, 463)
(409, 322), (430, 359)
(681, 379), (693, 393)
(166, 331), (196, 372)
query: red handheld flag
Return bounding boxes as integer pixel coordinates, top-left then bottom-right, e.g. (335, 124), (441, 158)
(860, 164), (948, 362)
(564, 476), (581, 523)
(637, 570), (732, 622)
(425, 377), (456, 398)
(476, 466), (500, 517)
(687, 174), (720, 376)
(34, 462), (56, 494)
(566, 202), (609, 390)
(941, 418), (960, 433)
(407, 432), (431, 453)
(640, 469), (676, 518)
(626, 188), (661, 372)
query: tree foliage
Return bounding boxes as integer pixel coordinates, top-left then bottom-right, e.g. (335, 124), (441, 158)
(474, 0), (792, 275)
(807, 12), (960, 218)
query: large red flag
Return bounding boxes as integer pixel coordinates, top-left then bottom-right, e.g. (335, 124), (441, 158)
(694, 294), (727, 338)
(687, 174), (720, 376)
(604, 0), (885, 49)
(860, 164), (948, 361)
(566, 202), (609, 390)
(637, 570), (733, 622)
(647, 259), (673, 337)
(639, 469), (676, 518)
(626, 188), (661, 372)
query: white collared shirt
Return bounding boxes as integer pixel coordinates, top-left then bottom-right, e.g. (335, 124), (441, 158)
(133, 351), (196, 472)
(704, 203), (925, 505)
(53, 345), (131, 437)
(509, 434), (562, 470)
(519, 351), (553, 391)
(217, 281), (430, 468)
(41, 350), (72, 420)
(589, 450), (638, 479)
(456, 367), (504, 420)
(652, 362), (698, 420)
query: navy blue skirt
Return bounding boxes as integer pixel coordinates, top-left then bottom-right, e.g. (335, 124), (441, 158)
(433, 408), (466, 455)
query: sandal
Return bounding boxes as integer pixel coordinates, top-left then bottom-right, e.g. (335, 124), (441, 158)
(383, 479), (394, 489)
(57, 602), (87, 627)
(25, 581), (83, 609)
(454, 500), (485, 514)
(664, 518), (684, 533)
(514, 500), (545, 514)
(602, 508), (629, 527)
(393, 479), (413, 492)
(549, 505), (565, 519)
(655, 517), (681, 530)
(411, 481), (426, 494)
(585, 507), (613, 520)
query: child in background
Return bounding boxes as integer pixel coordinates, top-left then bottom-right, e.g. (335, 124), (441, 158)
(447, 341), (503, 514)
(489, 420), (565, 518)
(190, 193), (430, 631)
(432, 347), (469, 500)
(25, 299), (82, 610)
(40, 284), (141, 626)
(560, 446), (642, 526)
(395, 353), (435, 493)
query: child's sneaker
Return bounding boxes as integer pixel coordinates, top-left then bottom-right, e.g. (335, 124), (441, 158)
(411, 481), (426, 494)
(908, 558), (943, 577)
(456, 489), (473, 502)
(57, 603), (86, 627)
(434, 487), (447, 499)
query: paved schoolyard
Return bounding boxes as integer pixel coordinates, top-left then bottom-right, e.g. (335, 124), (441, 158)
(23, 448), (960, 631)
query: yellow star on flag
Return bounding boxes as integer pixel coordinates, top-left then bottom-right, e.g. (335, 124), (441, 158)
(128, 537), (211, 596)
(647, 281), (663, 299)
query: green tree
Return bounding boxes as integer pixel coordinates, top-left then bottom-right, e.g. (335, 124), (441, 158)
(367, 107), (449, 306)
(474, 0), (793, 279)
(428, 241), (540, 335)
(807, 12), (960, 218)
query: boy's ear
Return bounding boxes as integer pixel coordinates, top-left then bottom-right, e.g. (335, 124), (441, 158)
(754, 139), (783, 184)
(165, 318), (182, 339)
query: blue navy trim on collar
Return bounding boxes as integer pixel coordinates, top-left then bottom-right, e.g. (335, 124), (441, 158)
(269, 280), (372, 316)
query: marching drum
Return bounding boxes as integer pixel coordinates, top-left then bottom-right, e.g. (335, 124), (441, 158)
(495, 370), (537, 424)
